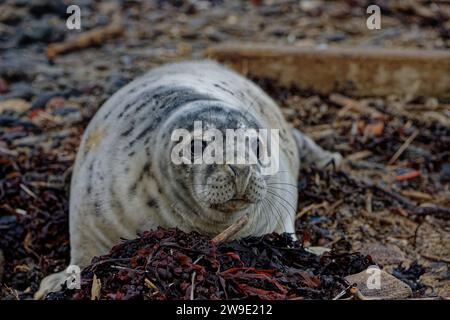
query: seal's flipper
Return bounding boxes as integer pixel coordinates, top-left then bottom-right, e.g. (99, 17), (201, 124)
(34, 270), (68, 299)
(293, 129), (343, 169)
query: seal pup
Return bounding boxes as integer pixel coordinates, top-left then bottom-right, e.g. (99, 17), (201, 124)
(36, 60), (341, 298)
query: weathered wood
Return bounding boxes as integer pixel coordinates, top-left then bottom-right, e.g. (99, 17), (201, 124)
(206, 43), (450, 98)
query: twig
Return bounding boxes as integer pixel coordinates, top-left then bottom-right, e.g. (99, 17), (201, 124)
(297, 201), (328, 219)
(325, 200), (344, 215)
(400, 190), (433, 201)
(330, 94), (385, 119)
(19, 183), (38, 200)
(190, 271), (196, 300)
(345, 150), (373, 161)
(388, 131), (419, 165)
(332, 283), (354, 300)
(144, 278), (159, 292)
(47, 15), (123, 59)
(212, 215), (249, 244)
(365, 190), (373, 214)
(421, 254), (450, 264)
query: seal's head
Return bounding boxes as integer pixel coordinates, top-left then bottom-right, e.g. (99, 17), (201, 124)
(157, 102), (276, 223)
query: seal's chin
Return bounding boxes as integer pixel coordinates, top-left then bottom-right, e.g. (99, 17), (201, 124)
(213, 198), (253, 213)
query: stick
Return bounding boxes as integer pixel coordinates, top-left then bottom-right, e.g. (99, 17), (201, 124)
(330, 94), (385, 119)
(212, 215), (249, 244)
(388, 131), (419, 165)
(190, 271), (196, 300)
(332, 284), (353, 300)
(47, 16), (123, 59)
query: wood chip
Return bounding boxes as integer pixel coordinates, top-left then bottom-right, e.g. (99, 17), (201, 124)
(90, 274), (101, 300)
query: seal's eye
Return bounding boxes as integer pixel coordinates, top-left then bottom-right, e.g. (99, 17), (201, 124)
(252, 138), (263, 161)
(256, 139), (261, 160)
(190, 140), (207, 157)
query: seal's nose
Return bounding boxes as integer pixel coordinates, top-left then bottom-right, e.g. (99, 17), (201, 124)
(228, 165), (251, 196)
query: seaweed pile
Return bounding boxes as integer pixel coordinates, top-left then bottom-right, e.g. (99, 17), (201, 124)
(46, 228), (372, 300)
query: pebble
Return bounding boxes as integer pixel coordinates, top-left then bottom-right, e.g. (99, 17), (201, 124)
(0, 5), (25, 25)
(0, 249), (3, 282)
(28, 0), (67, 17)
(12, 134), (48, 147)
(4, 82), (35, 100)
(0, 78), (9, 94)
(50, 104), (82, 124)
(345, 268), (412, 299)
(52, 105), (79, 117)
(440, 163), (450, 183)
(0, 98), (30, 114)
(324, 32), (348, 42)
(358, 243), (406, 266)
(18, 19), (64, 45)
(0, 116), (38, 130)
(0, 61), (33, 82)
(106, 74), (129, 93)
(31, 91), (65, 110)
(1, 131), (28, 141)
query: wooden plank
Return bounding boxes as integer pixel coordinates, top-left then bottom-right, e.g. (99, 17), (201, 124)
(206, 43), (450, 98)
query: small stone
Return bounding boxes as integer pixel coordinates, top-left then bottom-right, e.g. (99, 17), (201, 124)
(440, 163), (450, 183)
(345, 267), (412, 299)
(28, 0), (67, 17)
(52, 106), (80, 116)
(416, 217), (450, 262)
(46, 96), (66, 110)
(31, 92), (65, 110)
(324, 33), (348, 42)
(0, 98), (30, 114)
(0, 5), (25, 25)
(18, 20), (63, 45)
(358, 243), (406, 266)
(0, 59), (35, 81)
(106, 74), (129, 93)
(6, 82), (34, 100)
(12, 134), (47, 147)
(0, 78), (9, 94)
(0, 249), (4, 282)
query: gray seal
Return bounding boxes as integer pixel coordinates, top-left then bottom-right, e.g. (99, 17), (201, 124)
(36, 60), (341, 298)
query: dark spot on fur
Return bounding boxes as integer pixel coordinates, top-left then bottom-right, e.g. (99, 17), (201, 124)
(128, 182), (137, 197)
(121, 121), (135, 137)
(213, 83), (235, 96)
(147, 198), (158, 208)
(94, 200), (102, 215)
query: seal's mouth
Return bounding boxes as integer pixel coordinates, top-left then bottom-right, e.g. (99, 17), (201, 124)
(213, 198), (253, 213)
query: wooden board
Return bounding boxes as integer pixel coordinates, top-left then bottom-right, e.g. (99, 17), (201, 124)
(206, 43), (450, 98)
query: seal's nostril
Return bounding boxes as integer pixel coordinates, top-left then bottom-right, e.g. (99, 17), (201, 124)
(229, 165), (238, 177)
